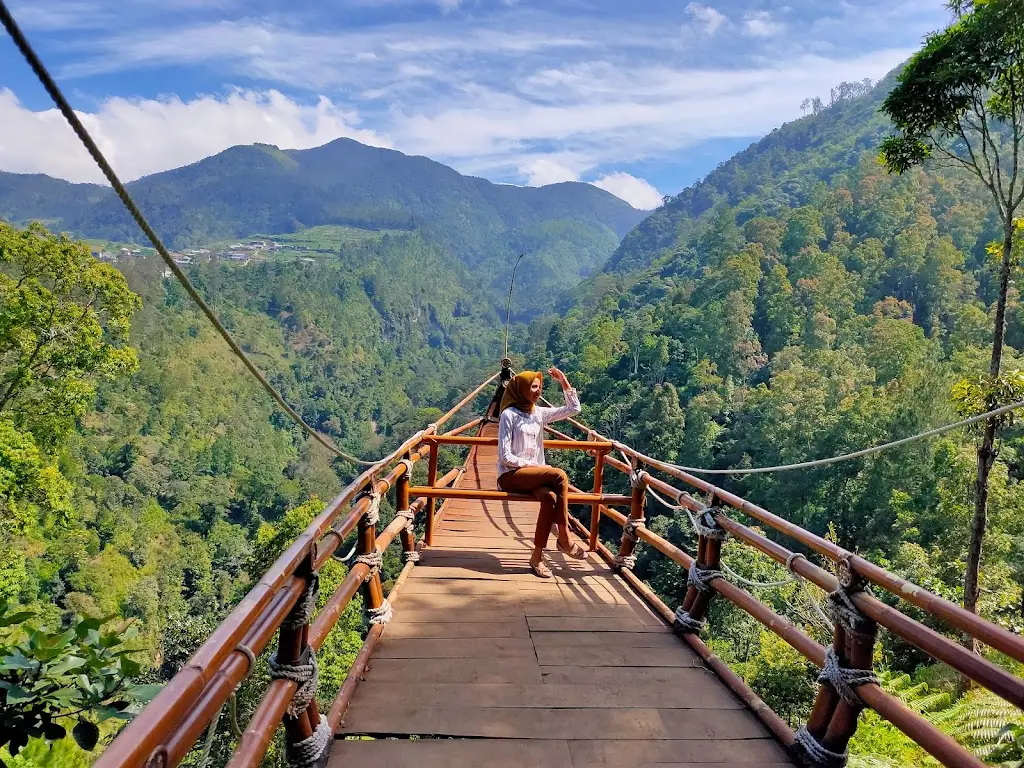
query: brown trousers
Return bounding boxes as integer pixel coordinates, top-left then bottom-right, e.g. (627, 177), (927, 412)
(498, 465), (570, 549)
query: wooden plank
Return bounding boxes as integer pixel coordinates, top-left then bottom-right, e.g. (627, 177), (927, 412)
(383, 620), (530, 639)
(536, 647), (702, 667)
(329, 739), (574, 768)
(567, 739), (794, 765)
(374, 638), (537, 659)
(394, 594), (524, 613)
(528, 616), (670, 633)
(364, 658), (543, 684)
(522, 604), (663, 622)
(339, 706), (769, 740)
(540, 666), (713, 687)
(529, 631), (683, 650)
(349, 682), (743, 710)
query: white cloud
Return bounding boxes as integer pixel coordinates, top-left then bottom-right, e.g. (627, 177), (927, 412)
(743, 11), (784, 37)
(590, 172), (662, 210)
(0, 89), (388, 183)
(521, 158), (579, 186)
(686, 2), (728, 35)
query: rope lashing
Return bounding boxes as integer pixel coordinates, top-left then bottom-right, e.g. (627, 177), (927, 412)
(818, 647), (879, 706)
(613, 553), (637, 570)
(623, 516), (646, 544)
(693, 509), (729, 541)
(629, 468), (648, 489)
(396, 507), (416, 535)
(268, 646), (320, 718)
(398, 458), (414, 479)
(794, 726), (848, 768)
(354, 550), (383, 578)
(673, 606), (706, 634)
(403, 549), (421, 564)
(786, 552), (807, 571)
(359, 488), (382, 528)
(284, 719), (333, 768)
(236, 642), (257, 674)
(687, 562), (724, 594)
(368, 598), (393, 625)
(282, 573), (320, 630)
(826, 587), (876, 638)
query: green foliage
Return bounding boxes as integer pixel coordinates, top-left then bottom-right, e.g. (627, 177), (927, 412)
(0, 222), (139, 448)
(0, 600), (157, 761)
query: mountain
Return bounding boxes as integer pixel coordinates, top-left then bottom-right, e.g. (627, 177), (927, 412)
(606, 74), (898, 275)
(0, 138), (644, 315)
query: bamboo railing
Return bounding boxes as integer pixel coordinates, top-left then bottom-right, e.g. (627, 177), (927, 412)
(96, 363), (1024, 768)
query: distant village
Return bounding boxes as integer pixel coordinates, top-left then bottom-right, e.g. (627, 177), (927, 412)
(91, 239), (318, 268)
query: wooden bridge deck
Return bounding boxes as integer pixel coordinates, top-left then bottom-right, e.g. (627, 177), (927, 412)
(331, 429), (795, 768)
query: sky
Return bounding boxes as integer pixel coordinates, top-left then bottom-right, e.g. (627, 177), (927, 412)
(0, 0), (952, 209)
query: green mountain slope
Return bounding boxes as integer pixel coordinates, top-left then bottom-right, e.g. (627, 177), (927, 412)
(0, 138), (643, 315)
(530, 73), (1023, 766)
(607, 73), (899, 274)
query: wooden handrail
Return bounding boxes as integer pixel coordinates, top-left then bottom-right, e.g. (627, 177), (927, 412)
(422, 435), (613, 450)
(97, 376), (498, 768)
(406, 486), (631, 505)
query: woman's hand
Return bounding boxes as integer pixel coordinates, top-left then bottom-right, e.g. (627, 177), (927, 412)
(548, 367), (571, 389)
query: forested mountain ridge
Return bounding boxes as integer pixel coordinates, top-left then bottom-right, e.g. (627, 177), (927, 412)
(607, 74), (897, 275)
(0, 138), (645, 315)
(530, 70), (1024, 765)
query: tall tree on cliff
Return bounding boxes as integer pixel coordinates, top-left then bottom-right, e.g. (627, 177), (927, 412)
(880, 0), (1024, 645)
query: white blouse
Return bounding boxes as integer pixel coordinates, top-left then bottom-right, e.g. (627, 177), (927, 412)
(497, 388), (581, 477)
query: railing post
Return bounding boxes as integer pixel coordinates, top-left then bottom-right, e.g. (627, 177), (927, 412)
(354, 486), (392, 627)
(794, 559), (879, 768)
(673, 502), (728, 636)
(396, 454), (419, 565)
(613, 459), (646, 570)
(425, 443), (439, 547)
(267, 551), (332, 768)
(589, 448), (605, 551)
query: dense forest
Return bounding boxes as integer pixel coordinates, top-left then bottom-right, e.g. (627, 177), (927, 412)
(4, 5), (1024, 764)
(530, 66), (1024, 766)
(0, 222), (499, 766)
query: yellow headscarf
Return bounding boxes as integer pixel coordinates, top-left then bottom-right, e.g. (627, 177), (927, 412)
(500, 371), (542, 415)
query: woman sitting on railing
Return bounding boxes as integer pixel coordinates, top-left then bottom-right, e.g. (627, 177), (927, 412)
(497, 367), (586, 578)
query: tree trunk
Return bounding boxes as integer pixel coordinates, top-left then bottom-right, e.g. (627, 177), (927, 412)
(963, 223), (1014, 655)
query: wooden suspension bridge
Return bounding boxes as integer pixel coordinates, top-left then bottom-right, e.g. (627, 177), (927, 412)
(95, 363), (1024, 768)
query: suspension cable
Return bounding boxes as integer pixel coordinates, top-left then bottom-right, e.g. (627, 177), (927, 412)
(0, 2), (385, 467)
(503, 253), (525, 361)
(665, 399), (1024, 475)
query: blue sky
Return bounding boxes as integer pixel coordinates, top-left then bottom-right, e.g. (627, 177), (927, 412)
(0, 0), (951, 208)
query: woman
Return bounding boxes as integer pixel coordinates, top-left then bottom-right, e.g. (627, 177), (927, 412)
(497, 367), (586, 578)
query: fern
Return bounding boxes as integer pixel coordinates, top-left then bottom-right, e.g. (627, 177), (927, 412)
(873, 670), (1024, 766)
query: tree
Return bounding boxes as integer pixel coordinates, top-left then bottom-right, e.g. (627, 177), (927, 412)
(0, 600), (158, 760)
(879, 0), (1024, 642)
(0, 223), (140, 448)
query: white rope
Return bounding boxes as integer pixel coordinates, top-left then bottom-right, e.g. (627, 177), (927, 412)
(403, 549), (421, 563)
(673, 606), (706, 634)
(665, 399), (1024, 475)
(613, 553), (637, 570)
(282, 574), (319, 630)
(268, 648), (319, 718)
(818, 647), (878, 706)
(368, 598), (393, 625)
(398, 459), (414, 479)
(354, 550), (383, 576)
(794, 726), (848, 767)
(284, 719), (333, 768)
(362, 489), (382, 528)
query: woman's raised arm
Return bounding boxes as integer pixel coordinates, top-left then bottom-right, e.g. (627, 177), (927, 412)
(539, 367), (581, 424)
